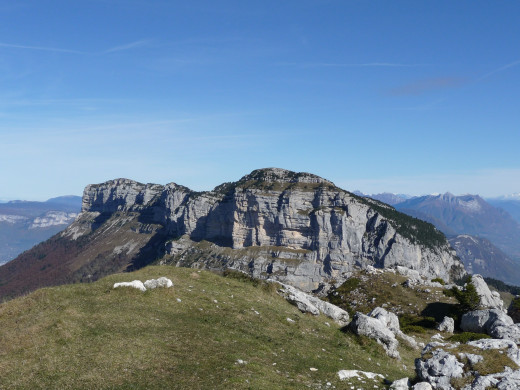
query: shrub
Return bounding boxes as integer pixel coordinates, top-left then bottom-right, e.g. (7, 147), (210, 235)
(450, 281), (481, 313)
(399, 314), (436, 334)
(448, 332), (491, 343)
(431, 278), (446, 285)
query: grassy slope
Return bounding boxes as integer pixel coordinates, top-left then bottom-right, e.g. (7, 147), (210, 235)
(0, 266), (417, 390)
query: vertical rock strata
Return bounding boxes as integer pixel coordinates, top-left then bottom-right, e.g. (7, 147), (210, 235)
(74, 168), (465, 291)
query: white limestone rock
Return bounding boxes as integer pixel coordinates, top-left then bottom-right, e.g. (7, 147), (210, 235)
(462, 367), (520, 390)
(396, 266), (422, 281)
(491, 323), (520, 344)
(460, 309), (513, 334)
(369, 307), (419, 349)
(337, 370), (384, 380)
(412, 383), (433, 390)
(113, 280), (146, 292)
(144, 277), (173, 289)
(390, 377), (410, 390)
(349, 312), (400, 359)
(437, 316), (455, 333)
(471, 274), (504, 311)
(415, 348), (464, 390)
(274, 281), (350, 326)
(468, 339), (520, 366)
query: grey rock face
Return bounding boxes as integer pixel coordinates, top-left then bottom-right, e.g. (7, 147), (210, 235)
(468, 339), (520, 366)
(437, 317), (455, 333)
(491, 323), (520, 344)
(412, 383), (433, 390)
(462, 367), (520, 390)
(471, 274), (504, 311)
(390, 377), (411, 390)
(415, 348), (464, 390)
(369, 307), (419, 349)
(460, 309), (513, 334)
(349, 311), (400, 359)
(76, 168), (465, 291)
(274, 281), (350, 326)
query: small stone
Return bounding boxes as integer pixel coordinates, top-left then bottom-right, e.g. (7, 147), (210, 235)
(310, 367), (318, 372)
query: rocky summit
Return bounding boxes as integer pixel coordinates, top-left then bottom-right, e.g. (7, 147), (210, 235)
(0, 168), (465, 299)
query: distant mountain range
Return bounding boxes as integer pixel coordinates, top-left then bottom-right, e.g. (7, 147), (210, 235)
(394, 193), (520, 261)
(353, 192), (412, 206)
(355, 191), (520, 285)
(487, 196), (520, 225)
(0, 196), (82, 265)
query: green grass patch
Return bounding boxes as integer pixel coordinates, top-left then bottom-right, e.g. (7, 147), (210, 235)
(399, 314), (437, 334)
(448, 332), (491, 343)
(0, 265), (415, 389)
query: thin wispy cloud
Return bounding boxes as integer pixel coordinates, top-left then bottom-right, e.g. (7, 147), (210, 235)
(0, 39), (150, 56)
(0, 42), (85, 54)
(278, 61), (429, 68)
(478, 59), (520, 81)
(388, 77), (467, 96)
(103, 39), (150, 54)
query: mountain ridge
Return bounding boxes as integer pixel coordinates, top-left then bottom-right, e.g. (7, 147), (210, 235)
(0, 168), (465, 300)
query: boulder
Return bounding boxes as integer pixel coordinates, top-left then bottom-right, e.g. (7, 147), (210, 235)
(368, 307), (419, 349)
(144, 277), (173, 289)
(396, 266), (422, 280)
(349, 312), (400, 359)
(113, 280), (146, 292)
(415, 348), (464, 390)
(274, 281), (350, 326)
(468, 339), (520, 366)
(390, 377), (410, 389)
(471, 274), (504, 311)
(437, 316), (455, 333)
(491, 323), (520, 344)
(337, 370), (384, 380)
(369, 307), (400, 332)
(462, 367), (520, 390)
(460, 309), (513, 334)
(412, 383), (433, 390)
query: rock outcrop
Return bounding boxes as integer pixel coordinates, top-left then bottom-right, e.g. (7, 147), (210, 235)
(0, 168), (466, 300)
(113, 277), (173, 292)
(349, 311), (400, 358)
(470, 274), (504, 311)
(348, 306), (419, 359)
(437, 316), (455, 333)
(79, 169), (464, 289)
(273, 280), (350, 326)
(460, 309), (520, 343)
(415, 346), (464, 389)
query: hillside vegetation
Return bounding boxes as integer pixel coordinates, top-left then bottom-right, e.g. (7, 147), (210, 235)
(0, 266), (419, 390)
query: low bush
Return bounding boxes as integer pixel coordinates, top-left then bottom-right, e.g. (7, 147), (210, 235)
(399, 314), (436, 334)
(448, 332), (491, 343)
(431, 278), (446, 285)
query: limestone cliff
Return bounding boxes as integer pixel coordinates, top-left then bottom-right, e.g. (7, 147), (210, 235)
(68, 168), (465, 292)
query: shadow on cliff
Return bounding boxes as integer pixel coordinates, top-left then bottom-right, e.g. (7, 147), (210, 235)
(190, 195), (235, 247)
(127, 230), (169, 271)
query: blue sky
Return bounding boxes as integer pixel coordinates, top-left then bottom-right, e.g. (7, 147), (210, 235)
(1, 1), (519, 200)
